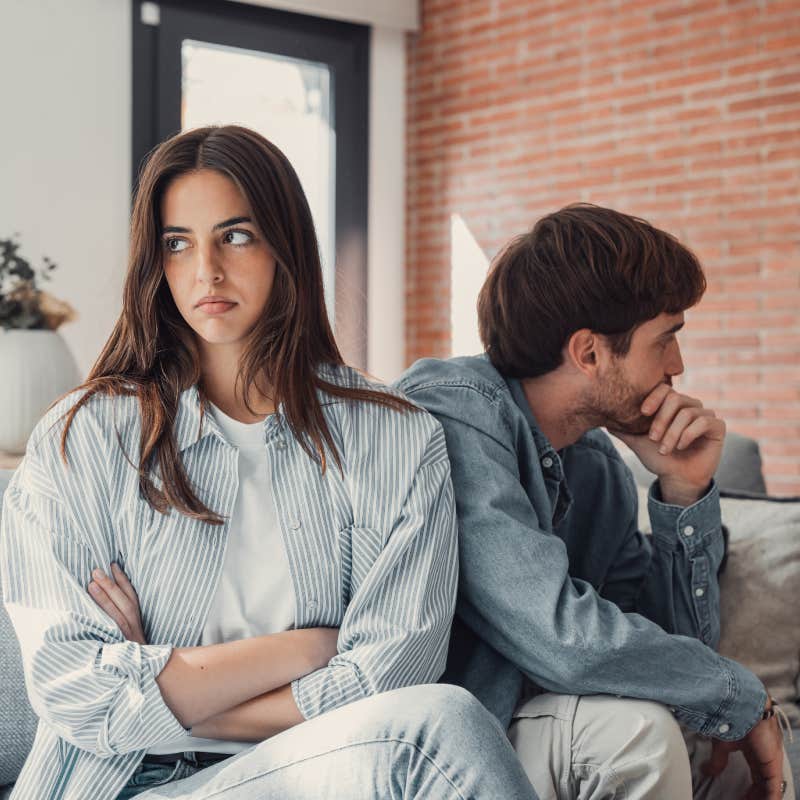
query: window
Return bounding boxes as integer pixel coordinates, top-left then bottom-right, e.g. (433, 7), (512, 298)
(133, 0), (369, 366)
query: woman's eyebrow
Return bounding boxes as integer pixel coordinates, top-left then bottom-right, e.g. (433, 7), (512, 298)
(162, 216), (253, 235)
(213, 216), (252, 230)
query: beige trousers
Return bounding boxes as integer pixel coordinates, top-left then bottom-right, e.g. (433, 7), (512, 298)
(508, 693), (796, 800)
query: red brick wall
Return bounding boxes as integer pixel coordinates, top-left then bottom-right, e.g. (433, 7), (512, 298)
(406, 0), (800, 494)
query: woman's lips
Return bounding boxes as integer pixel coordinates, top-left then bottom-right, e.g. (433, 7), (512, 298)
(197, 300), (237, 315)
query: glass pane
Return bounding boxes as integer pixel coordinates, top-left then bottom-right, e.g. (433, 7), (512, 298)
(181, 40), (336, 313)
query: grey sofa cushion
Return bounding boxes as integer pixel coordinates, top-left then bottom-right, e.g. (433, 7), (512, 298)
(0, 469), (38, 786)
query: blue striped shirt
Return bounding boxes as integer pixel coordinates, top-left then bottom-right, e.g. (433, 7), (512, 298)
(1, 364), (458, 799)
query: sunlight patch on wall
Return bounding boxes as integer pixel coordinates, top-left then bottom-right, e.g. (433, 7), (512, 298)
(450, 214), (489, 357)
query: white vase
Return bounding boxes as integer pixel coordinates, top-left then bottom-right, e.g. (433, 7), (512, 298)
(0, 329), (81, 454)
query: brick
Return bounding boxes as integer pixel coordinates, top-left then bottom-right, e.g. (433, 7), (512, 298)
(407, 0), (800, 491)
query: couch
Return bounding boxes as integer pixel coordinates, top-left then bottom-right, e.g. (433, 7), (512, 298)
(1, 432), (798, 794)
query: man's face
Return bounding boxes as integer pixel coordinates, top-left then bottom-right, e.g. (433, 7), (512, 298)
(594, 313), (686, 436)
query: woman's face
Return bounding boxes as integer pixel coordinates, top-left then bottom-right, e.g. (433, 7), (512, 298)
(160, 168), (276, 355)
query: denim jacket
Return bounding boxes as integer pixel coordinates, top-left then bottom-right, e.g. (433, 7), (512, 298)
(396, 354), (767, 741)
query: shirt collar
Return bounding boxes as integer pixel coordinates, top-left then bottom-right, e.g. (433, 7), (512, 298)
(173, 362), (346, 453)
(173, 385), (214, 453)
(172, 385), (280, 452)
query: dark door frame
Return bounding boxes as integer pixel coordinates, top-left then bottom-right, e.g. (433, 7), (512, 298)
(131, 0), (370, 367)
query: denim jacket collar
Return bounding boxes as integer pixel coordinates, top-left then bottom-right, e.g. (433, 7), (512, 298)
(506, 378), (564, 478)
(506, 376), (573, 526)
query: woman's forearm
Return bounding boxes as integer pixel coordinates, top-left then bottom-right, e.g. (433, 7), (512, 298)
(190, 684), (304, 741)
(156, 627), (336, 727)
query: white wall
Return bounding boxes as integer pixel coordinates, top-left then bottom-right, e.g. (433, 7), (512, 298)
(0, 0), (404, 382)
(228, 0), (418, 30)
(367, 26), (406, 382)
(0, 0), (132, 378)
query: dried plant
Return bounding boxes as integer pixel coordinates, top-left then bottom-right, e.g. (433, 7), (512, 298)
(0, 236), (76, 330)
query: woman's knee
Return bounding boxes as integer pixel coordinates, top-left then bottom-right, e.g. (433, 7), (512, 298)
(388, 684), (490, 727)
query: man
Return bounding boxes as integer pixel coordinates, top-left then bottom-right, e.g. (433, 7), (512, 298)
(396, 205), (792, 800)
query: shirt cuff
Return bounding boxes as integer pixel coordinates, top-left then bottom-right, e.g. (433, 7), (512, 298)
(291, 663), (368, 720)
(98, 641), (189, 750)
(647, 479), (722, 557)
(673, 656), (768, 741)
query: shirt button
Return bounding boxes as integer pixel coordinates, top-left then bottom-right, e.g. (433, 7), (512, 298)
(276, 439), (287, 450)
(288, 519), (302, 531)
(542, 456), (554, 469)
(307, 600), (318, 612)
(683, 525), (695, 537)
(718, 723), (730, 734)
(670, 707), (677, 713)
(695, 587), (705, 597)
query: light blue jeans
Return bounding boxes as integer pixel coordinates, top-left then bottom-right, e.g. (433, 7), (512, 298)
(120, 684), (538, 799)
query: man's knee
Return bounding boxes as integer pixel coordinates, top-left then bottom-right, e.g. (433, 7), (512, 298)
(577, 696), (688, 768)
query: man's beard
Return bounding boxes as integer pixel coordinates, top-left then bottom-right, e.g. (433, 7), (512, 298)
(577, 361), (668, 436)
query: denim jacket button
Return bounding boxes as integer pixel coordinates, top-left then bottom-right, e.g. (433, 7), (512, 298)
(683, 525), (695, 536)
(541, 456), (554, 469)
(718, 723), (730, 734)
(695, 587), (705, 597)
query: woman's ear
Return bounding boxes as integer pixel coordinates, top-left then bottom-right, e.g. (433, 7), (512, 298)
(565, 329), (601, 377)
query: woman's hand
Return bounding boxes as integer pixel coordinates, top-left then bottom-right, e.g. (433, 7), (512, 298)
(88, 563), (147, 645)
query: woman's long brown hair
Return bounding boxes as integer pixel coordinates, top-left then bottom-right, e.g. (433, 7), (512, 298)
(58, 125), (412, 524)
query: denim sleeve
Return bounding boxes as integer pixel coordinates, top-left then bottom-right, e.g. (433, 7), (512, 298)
(403, 383), (767, 741)
(600, 475), (725, 649)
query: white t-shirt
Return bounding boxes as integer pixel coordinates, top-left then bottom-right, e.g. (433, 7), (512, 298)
(148, 402), (295, 755)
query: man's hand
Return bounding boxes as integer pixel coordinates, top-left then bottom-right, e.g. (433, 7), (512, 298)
(88, 562), (147, 644)
(702, 709), (785, 800)
(614, 383), (726, 506)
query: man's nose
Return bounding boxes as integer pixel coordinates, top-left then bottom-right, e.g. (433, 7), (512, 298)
(667, 342), (685, 378)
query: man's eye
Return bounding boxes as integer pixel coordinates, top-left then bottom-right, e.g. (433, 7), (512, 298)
(164, 238), (188, 253)
(225, 230), (252, 246)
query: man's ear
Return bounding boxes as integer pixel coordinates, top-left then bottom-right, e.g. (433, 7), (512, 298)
(565, 329), (603, 377)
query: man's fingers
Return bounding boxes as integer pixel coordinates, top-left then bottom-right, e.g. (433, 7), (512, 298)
(741, 742), (784, 800)
(656, 407), (710, 454)
(647, 391), (703, 443)
(88, 582), (134, 639)
(641, 383), (673, 416)
(674, 415), (725, 452)
(703, 740), (733, 777)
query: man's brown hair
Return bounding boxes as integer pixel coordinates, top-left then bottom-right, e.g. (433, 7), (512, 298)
(477, 203), (707, 378)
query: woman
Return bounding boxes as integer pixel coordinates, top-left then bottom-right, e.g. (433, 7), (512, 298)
(1, 126), (537, 799)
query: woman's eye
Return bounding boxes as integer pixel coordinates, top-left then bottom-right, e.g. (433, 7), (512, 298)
(164, 237), (189, 253)
(224, 230), (252, 246)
